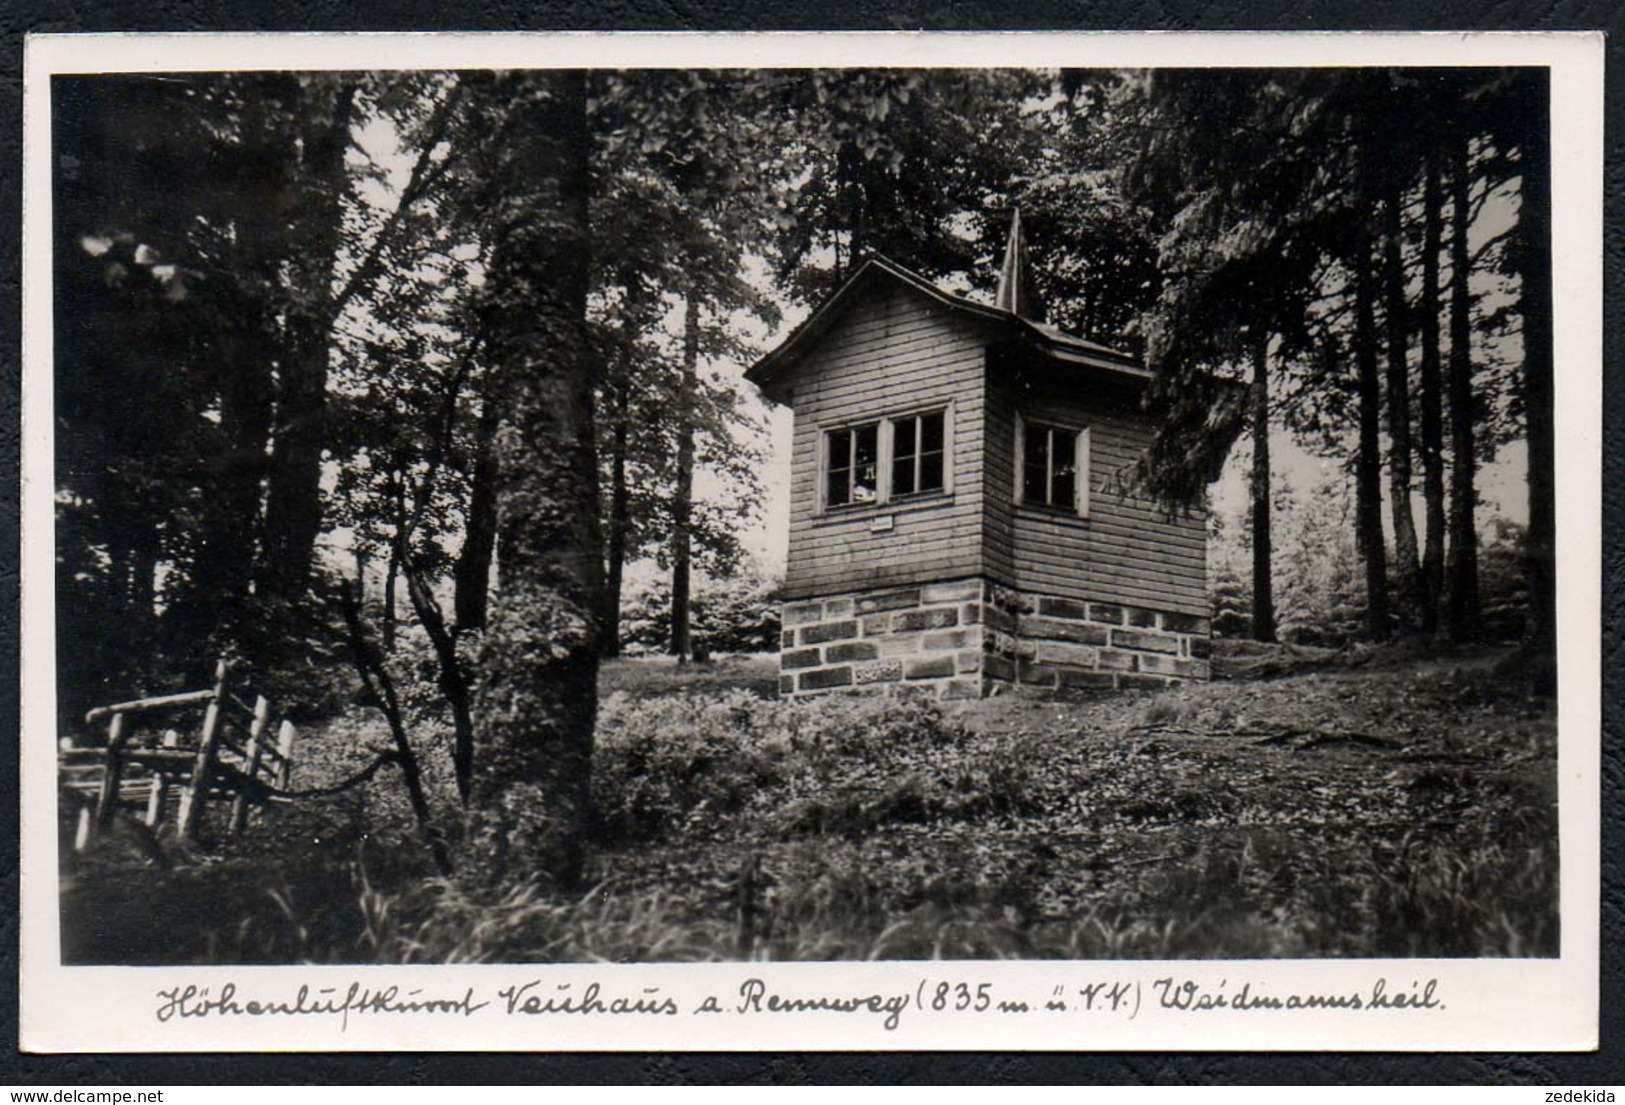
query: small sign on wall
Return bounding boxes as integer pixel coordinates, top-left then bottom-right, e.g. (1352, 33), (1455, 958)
(870, 514), (895, 533)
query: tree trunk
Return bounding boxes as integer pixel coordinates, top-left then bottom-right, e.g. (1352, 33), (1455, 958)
(382, 525), (400, 650)
(453, 397), (499, 633)
(191, 303), (275, 627)
(669, 293), (699, 664)
(400, 549), (476, 805)
(603, 376), (631, 659)
(126, 518), (160, 648)
(174, 142), (282, 644)
(1383, 177), (1422, 624)
(257, 78), (358, 610)
(1514, 72), (1556, 690)
(336, 577), (453, 876)
(464, 70), (600, 888)
(1445, 129), (1482, 642)
(1249, 332), (1276, 643)
(1419, 150), (1447, 636)
(1354, 212), (1391, 643)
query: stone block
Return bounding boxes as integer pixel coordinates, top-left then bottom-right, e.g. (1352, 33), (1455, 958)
(878, 635), (924, 659)
(990, 584), (1035, 613)
(983, 629), (1017, 655)
(1175, 658), (1212, 680)
(1020, 617), (1109, 646)
(955, 650), (983, 674)
(854, 660), (903, 684)
(960, 603), (982, 625)
(1097, 649), (1138, 672)
(800, 665), (854, 690)
(1137, 653), (1180, 675)
(894, 607), (959, 632)
(1118, 672), (1174, 690)
(980, 604), (1017, 633)
(802, 619), (859, 644)
(1058, 669), (1117, 692)
(1088, 603), (1125, 625)
(823, 597), (855, 618)
(922, 629), (969, 651)
(861, 613), (893, 636)
(941, 678), (982, 700)
(782, 648), (822, 670)
(1187, 636), (1212, 659)
(782, 602), (824, 626)
(855, 587), (922, 614)
(781, 630), (796, 649)
(1110, 627), (1181, 654)
(1163, 611), (1212, 635)
(1018, 660), (1062, 687)
(982, 653), (1017, 683)
(1036, 640), (1100, 667)
(1126, 605), (1159, 628)
(905, 655), (956, 680)
(779, 675), (796, 695)
(922, 579), (982, 604)
(1038, 596), (1091, 621)
(826, 641), (878, 663)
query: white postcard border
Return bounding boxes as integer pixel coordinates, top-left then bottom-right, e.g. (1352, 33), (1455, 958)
(19, 29), (1604, 1054)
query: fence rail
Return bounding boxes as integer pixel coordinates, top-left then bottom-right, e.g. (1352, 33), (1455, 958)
(59, 658), (298, 849)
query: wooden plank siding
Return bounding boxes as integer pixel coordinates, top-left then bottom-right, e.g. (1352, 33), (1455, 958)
(983, 370), (1209, 617)
(782, 282), (996, 598)
(776, 276), (1209, 618)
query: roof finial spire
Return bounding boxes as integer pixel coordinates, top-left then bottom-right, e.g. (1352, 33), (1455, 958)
(995, 208), (1039, 320)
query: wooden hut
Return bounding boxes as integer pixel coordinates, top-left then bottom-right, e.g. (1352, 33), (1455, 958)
(744, 216), (1214, 697)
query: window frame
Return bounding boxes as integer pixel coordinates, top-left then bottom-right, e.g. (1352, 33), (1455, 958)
(887, 409), (948, 502)
(1015, 414), (1090, 519)
(818, 405), (953, 515)
(822, 420), (882, 509)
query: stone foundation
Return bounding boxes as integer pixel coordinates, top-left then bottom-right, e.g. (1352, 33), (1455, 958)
(778, 577), (1211, 698)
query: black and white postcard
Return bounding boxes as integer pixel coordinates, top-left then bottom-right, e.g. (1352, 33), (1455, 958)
(18, 30), (1603, 1052)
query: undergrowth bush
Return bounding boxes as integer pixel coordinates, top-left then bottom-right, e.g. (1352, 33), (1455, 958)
(618, 573), (782, 656)
(60, 652), (1557, 965)
(592, 690), (1043, 844)
(591, 690), (789, 842)
(60, 808), (1557, 965)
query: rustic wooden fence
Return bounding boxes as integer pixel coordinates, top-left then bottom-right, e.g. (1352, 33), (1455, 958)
(59, 658), (298, 849)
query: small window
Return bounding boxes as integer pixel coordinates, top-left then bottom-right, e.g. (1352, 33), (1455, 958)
(890, 411), (945, 498)
(822, 408), (951, 511)
(826, 423), (879, 508)
(1019, 419), (1088, 516)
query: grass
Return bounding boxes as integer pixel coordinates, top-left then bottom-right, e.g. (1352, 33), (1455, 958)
(60, 641), (1559, 964)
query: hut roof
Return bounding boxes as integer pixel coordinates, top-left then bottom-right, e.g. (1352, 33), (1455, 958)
(743, 254), (1148, 403)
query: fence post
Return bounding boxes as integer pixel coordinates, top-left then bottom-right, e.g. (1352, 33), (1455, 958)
(144, 772), (167, 828)
(229, 695), (272, 835)
(275, 720), (297, 790)
(93, 713), (126, 832)
(145, 730), (181, 828)
(177, 658), (230, 842)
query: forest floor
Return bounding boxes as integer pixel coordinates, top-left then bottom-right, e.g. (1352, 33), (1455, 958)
(59, 639), (1559, 964)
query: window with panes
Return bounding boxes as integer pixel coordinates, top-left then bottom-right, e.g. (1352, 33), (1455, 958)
(1019, 419), (1088, 515)
(823, 410), (947, 509)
